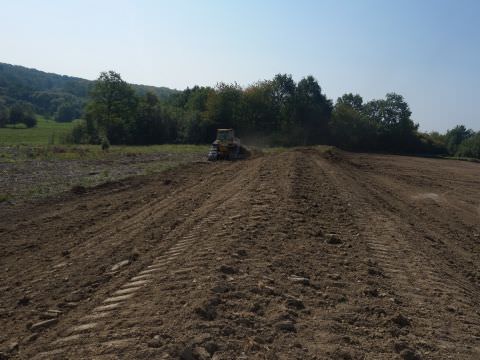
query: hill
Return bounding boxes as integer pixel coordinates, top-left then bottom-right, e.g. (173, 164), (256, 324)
(0, 62), (177, 119)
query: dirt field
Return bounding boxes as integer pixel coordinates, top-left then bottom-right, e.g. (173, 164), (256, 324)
(0, 145), (206, 203)
(1, 148), (479, 359)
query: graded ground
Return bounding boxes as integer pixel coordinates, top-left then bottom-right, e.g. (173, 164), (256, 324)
(0, 148), (479, 359)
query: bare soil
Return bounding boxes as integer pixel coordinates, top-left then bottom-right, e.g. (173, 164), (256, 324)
(0, 149), (479, 359)
(0, 149), (204, 202)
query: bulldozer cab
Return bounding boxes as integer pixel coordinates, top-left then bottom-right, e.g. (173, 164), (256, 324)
(216, 129), (234, 143)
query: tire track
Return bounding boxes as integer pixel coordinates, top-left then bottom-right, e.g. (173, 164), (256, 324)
(25, 157), (268, 359)
(315, 154), (480, 358)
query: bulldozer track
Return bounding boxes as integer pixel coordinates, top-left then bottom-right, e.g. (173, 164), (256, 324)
(1, 149), (479, 359)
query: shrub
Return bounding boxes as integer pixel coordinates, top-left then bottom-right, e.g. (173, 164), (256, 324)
(65, 120), (89, 144)
(101, 137), (110, 151)
(456, 132), (480, 159)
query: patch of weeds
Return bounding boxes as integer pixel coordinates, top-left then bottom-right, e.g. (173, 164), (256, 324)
(0, 193), (10, 203)
(0, 151), (14, 163)
(142, 161), (178, 176)
(100, 169), (110, 178)
(25, 184), (55, 199)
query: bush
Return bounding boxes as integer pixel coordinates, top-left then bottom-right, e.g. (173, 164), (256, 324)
(54, 101), (82, 122)
(8, 102), (37, 128)
(23, 113), (37, 128)
(445, 125), (474, 155)
(0, 102), (8, 128)
(456, 132), (480, 159)
(66, 120), (89, 144)
(101, 137), (110, 151)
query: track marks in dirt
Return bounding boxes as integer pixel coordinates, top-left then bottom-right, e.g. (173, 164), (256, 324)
(1, 161), (248, 356)
(317, 151), (480, 359)
(2, 149), (480, 359)
(21, 157), (268, 359)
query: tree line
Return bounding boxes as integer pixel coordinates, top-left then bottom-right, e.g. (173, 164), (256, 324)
(0, 62), (175, 124)
(0, 100), (37, 128)
(3, 64), (477, 159)
(68, 70), (479, 159)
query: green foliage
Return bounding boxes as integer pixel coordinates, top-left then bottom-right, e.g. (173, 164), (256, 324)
(0, 67), (460, 158)
(204, 82), (244, 136)
(101, 136), (110, 151)
(84, 71), (138, 144)
(0, 62), (176, 119)
(54, 100), (83, 122)
(455, 132), (480, 158)
(0, 116), (74, 144)
(242, 82), (277, 135)
(361, 93), (419, 152)
(294, 76), (332, 144)
(337, 93), (364, 112)
(65, 120), (89, 144)
(8, 102), (37, 128)
(0, 100), (8, 128)
(445, 125), (474, 155)
(0, 62), (90, 117)
(330, 93), (448, 155)
(270, 74), (296, 129)
(415, 133), (448, 155)
(170, 74), (331, 146)
(330, 102), (377, 150)
(133, 92), (178, 144)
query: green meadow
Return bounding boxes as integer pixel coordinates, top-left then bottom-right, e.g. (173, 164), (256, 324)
(0, 116), (76, 145)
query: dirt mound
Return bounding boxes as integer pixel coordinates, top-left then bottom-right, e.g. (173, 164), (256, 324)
(1, 150), (479, 359)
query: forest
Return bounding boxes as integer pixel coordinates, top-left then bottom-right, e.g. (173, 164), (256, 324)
(0, 62), (175, 123)
(71, 71), (479, 158)
(1, 64), (479, 159)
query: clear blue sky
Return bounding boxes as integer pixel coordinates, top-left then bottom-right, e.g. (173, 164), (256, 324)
(1, 0), (479, 132)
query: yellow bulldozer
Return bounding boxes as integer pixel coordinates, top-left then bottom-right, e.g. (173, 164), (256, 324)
(207, 128), (250, 161)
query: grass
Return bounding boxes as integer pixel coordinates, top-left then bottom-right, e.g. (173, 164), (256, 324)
(0, 116), (76, 145)
(0, 115), (209, 161)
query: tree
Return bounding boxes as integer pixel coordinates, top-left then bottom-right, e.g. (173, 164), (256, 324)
(84, 71), (138, 144)
(9, 103), (24, 126)
(363, 93), (418, 151)
(330, 101), (377, 150)
(0, 100), (8, 128)
(132, 92), (165, 144)
(456, 132), (480, 158)
(8, 102), (37, 128)
(54, 100), (83, 122)
(337, 93), (363, 112)
(67, 120), (89, 144)
(204, 82), (243, 138)
(184, 86), (214, 113)
(295, 76), (333, 144)
(270, 74), (296, 129)
(243, 81), (278, 135)
(23, 112), (37, 128)
(444, 125), (475, 155)
(382, 93), (415, 129)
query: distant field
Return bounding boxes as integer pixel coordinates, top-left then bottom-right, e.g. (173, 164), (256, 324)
(0, 116), (76, 145)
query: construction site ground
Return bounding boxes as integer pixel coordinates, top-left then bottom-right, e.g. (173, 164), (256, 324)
(1, 148), (479, 359)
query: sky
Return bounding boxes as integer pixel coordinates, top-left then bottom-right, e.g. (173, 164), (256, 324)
(0, 0), (479, 132)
